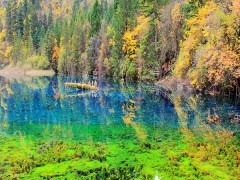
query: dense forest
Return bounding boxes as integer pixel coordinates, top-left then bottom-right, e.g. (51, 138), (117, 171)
(0, 0), (239, 92)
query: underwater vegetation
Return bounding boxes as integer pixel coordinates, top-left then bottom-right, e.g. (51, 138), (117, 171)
(0, 76), (240, 179)
(0, 122), (239, 180)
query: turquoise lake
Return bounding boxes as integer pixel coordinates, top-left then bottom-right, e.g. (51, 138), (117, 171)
(0, 75), (239, 179)
(0, 75), (239, 134)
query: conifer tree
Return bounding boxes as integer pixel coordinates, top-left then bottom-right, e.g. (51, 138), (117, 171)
(17, 5), (24, 37)
(48, 8), (53, 27)
(23, 0), (28, 16)
(31, 12), (39, 49)
(6, 0), (13, 42)
(89, 0), (102, 38)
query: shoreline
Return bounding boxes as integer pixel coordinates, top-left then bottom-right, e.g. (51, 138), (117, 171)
(0, 66), (55, 79)
(156, 76), (194, 94)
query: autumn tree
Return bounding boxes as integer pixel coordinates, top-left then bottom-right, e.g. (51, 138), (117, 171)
(174, 0), (240, 92)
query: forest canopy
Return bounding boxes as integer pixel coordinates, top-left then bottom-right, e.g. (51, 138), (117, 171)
(0, 0), (239, 92)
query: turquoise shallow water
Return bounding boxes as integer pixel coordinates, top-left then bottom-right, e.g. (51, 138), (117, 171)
(0, 75), (239, 140)
(0, 75), (240, 179)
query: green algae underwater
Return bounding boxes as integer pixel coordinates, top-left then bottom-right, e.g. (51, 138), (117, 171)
(0, 75), (240, 179)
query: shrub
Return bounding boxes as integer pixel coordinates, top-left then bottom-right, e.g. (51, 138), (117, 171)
(27, 55), (50, 70)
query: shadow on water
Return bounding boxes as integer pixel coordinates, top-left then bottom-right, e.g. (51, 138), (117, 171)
(0, 75), (239, 179)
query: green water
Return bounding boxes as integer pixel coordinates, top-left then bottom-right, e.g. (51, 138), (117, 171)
(0, 75), (239, 179)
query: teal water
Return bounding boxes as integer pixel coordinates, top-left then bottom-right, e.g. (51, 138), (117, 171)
(0, 75), (239, 140)
(0, 75), (240, 179)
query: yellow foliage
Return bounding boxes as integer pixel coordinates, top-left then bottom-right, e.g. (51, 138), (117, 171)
(51, 0), (63, 18)
(122, 28), (137, 60)
(175, 1), (216, 78)
(122, 16), (149, 61)
(0, 8), (5, 18)
(171, 3), (182, 30)
(135, 16), (150, 35)
(174, 0), (240, 90)
(0, 30), (6, 42)
(4, 46), (13, 58)
(107, 26), (115, 46)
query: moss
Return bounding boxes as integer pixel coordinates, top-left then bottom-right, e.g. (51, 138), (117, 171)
(0, 124), (239, 179)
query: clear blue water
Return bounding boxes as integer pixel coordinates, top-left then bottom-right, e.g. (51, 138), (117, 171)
(0, 75), (239, 139)
(1, 75), (240, 179)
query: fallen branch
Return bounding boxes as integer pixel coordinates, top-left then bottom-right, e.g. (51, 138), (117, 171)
(65, 83), (98, 90)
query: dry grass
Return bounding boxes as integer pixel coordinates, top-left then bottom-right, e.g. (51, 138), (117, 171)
(26, 70), (55, 77)
(0, 65), (55, 80)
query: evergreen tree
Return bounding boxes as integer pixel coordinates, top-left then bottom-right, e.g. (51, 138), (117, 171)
(101, 0), (108, 14)
(27, 34), (34, 57)
(140, 20), (158, 79)
(71, 13), (86, 73)
(110, 1), (125, 76)
(11, 0), (18, 34)
(23, 16), (31, 42)
(45, 29), (55, 65)
(89, 0), (102, 38)
(12, 32), (22, 63)
(110, 0), (137, 77)
(53, 19), (61, 46)
(6, 0), (13, 42)
(31, 12), (39, 49)
(43, 14), (48, 30)
(17, 4), (24, 37)
(48, 8), (53, 27)
(72, 0), (80, 17)
(182, 0), (205, 19)
(104, 3), (114, 23)
(23, 0), (28, 16)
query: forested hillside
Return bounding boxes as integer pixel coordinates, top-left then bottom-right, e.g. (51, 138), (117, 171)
(0, 0), (239, 92)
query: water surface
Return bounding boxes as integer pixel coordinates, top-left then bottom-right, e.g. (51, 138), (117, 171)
(0, 75), (239, 179)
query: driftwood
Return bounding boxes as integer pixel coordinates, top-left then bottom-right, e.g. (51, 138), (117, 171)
(65, 83), (98, 90)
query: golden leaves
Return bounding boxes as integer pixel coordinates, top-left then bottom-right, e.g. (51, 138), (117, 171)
(122, 16), (149, 61)
(122, 28), (137, 60)
(0, 30), (6, 43)
(4, 46), (13, 58)
(171, 3), (182, 30)
(0, 8), (5, 18)
(174, 1), (240, 90)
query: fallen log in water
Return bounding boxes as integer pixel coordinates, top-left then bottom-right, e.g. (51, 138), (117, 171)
(65, 83), (98, 90)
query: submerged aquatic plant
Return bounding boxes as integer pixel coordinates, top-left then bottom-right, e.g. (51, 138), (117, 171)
(173, 93), (240, 179)
(0, 77), (239, 179)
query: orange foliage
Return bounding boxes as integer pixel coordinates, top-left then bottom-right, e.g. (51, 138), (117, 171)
(52, 46), (60, 62)
(174, 0), (240, 91)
